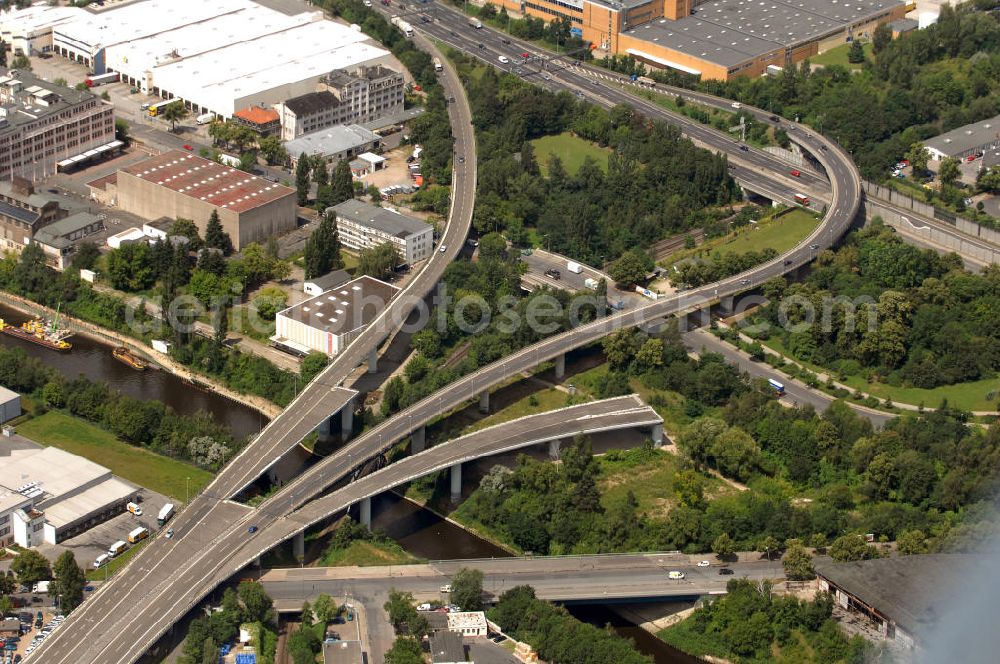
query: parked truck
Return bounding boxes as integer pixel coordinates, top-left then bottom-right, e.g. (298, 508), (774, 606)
(85, 72), (119, 87)
(584, 277), (599, 290)
(566, 261), (583, 274)
(157, 503), (175, 526)
(31, 581), (50, 594)
(108, 540), (128, 557)
(128, 527), (149, 544)
(434, 58), (443, 72)
(391, 16), (414, 36)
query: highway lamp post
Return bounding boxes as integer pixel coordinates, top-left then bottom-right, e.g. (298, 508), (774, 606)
(185, 476), (190, 504)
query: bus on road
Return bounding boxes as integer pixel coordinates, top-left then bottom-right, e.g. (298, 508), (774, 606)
(768, 378), (786, 396)
(794, 193), (810, 206)
(148, 98), (181, 117)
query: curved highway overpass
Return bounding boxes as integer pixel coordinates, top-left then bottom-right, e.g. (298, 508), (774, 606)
(31, 35), (478, 664)
(35, 14), (860, 664)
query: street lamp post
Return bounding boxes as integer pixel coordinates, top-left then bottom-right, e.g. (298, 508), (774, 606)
(185, 476), (190, 503)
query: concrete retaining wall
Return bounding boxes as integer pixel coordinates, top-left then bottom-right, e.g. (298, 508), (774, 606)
(863, 180), (1000, 246)
(864, 200), (1000, 264)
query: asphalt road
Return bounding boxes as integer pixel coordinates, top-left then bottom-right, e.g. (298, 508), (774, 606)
(682, 328), (893, 427)
(32, 33), (478, 664)
(261, 555), (785, 606)
(36, 11), (859, 663)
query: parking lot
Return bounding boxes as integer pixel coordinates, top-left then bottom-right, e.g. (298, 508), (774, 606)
(3, 608), (64, 662)
(35, 488), (174, 575)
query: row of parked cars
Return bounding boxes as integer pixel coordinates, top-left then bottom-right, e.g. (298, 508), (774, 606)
(23, 613), (65, 658)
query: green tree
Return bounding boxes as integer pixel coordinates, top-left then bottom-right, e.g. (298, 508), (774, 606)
(358, 242), (402, 279)
(295, 153), (311, 206)
(384, 636), (424, 664)
(759, 535), (781, 560)
(106, 242), (155, 292)
(872, 22), (892, 54)
(12, 549), (52, 585)
(896, 529), (928, 555)
(331, 160), (355, 206)
(70, 241), (101, 271)
(608, 250), (649, 287)
(52, 551), (85, 613)
(905, 143), (929, 177)
(312, 593), (335, 624)
(258, 135), (287, 166)
(673, 469), (705, 509)
(204, 210), (233, 255)
(162, 102), (189, 132)
(114, 118), (130, 146)
(200, 636), (218, 664)
(602, 329), (638, 371)
(829, 534), (879, 562)
(712, 533), (736, 561)
(301, 352), (330, 383)
(450, 567), (484, 611)
(847, 40), (866, 64)
(238, 581), (273, 623)
(938, 157), (961, 187)
(303, 213), (343, 279)
(383, 590), (428, 637)
(300, 600), (313, 626)
(782, 542), (815, 580)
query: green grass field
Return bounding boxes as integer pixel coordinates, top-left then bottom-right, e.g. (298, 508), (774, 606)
(717, 208), (820, 258)
(318, 540), (418, 567)
(466, 388), (581, 433)
(531, 132), (611, 176)
(86, 538), (148, 581)
(17, 411), (213, 501)
(811, 42), (873, 69)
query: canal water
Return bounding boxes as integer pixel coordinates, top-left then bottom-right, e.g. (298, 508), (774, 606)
(0, 303), (265, 440)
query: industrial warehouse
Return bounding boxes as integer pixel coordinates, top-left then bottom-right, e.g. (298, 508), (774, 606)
(87, 150), (296, 251)
(495, 0), (909, 80)
(0, 437), (139, 547)
(0, 0), (393, 118)
(273, 276), (400, 356)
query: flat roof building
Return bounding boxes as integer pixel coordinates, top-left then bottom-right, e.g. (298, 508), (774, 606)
(0, 439), (139, 546)
(447, 611), (489, 637)
(330, 199), (433, 265)
(88, 150), (296, 251)
(0, 385), (21, 424)
(10, 0), (393, 119)
(0, 66), (116, 179)
(274, 275), (400, 356)
(285, 124), (381, 169)
(429, 631), (468, 664)
(925, 114), (1000, 161)
(33, 211), (105, 271)
(304, 269), (352, 297)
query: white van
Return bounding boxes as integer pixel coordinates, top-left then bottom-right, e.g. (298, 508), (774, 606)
(127, 501), (142, 516)
(93, 553), (110, 569)
(196, 112), (215, 125)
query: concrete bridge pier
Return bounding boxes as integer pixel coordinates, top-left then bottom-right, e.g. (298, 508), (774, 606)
(548, 439), (561, 459)
(292, 531), (304, 561)
(367, 347), (378, 374)
(359, 496), (372, 529)
(341, 402), (354, 442)
(675, 313), (688, 333)
(411, 425), (426, 454)
(317, 415), (332, 440)
(554, 353), (566, 380)
(720, 294), (735, 314)
(450, 462), (462, 503)
(651, 423), (664, 447)
(479, 390), (490, 414)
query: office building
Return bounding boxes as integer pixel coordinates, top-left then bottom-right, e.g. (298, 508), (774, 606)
(330, 199), (433, 265)
(277, 65), (404, 141)
(273, 275), (400, 356)
(447, 611), (489, 637)
(0, 67), (117, 179)
(87, 150), (296, 251)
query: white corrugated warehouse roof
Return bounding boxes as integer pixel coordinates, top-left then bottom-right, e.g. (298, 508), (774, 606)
(0, 4), (85, 36)
(0, 447), (110, 500)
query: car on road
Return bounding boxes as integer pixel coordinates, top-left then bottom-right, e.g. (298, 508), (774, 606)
(501, 38), (511, 44)
(498, 55), (510, 64)
(718, 568), (735, 575)
(544, 268), (561, 279)
(248, 525), (258, 534)
(165, 528), (174, 538)
(731, 102), (742, 109)
(739, 278), (751, 285)
(966, 154), (977, 162)
(697, 560), (710, 567)
(363, 0), (371, 5)
(809, 243), (820, 250)
(440, 584), (452, 592)
(417, 603), (432, 611)
(521, 52), (530, 58)
(477, 43), (484, 49)
(668, 571), (685, 580)
(768, 115), (779, 122)
(439, 244), (447, 253)
(739, 145), (749, 152)
(789, 169), (800, 177)
(183, 144), (193, 151)
(458, 155), (465, 163)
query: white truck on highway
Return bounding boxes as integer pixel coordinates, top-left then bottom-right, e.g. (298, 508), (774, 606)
(584, 277), (599, 290)
(158, 503), (175, 526)
(434, 58), (443, 72)
(391, 16), (414, 37)
(566, 261), (583, 274)
(469, 18), (482, 29)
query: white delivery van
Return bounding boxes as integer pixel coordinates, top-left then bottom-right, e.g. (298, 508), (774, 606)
(94, 553), (110, 569)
